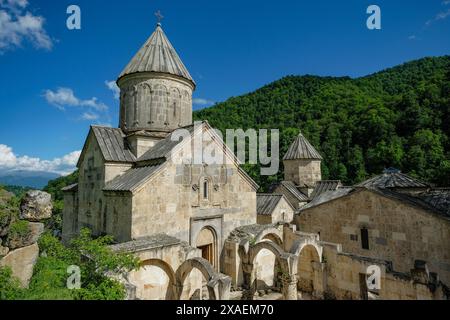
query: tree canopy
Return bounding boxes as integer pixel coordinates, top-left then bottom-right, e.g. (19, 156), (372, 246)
(194, 56), (450, 190)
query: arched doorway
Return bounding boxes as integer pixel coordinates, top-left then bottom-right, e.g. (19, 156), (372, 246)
(196, 227), (217, 269)
(128, 259), (176, 300)
(297, 245), (321, 294)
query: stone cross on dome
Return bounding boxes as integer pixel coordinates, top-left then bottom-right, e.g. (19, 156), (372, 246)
(155, 10), (164, 25)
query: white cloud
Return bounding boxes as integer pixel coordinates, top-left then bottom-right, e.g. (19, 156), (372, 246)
(0, 0), (52, 52)
(105, 80), (120, 100)
(81, 112), (99, 121)
(44, 87), (108, 111)
(0, 144), (80, 175)
(193, 98), (215, 106)
(425, 8), (450, 26)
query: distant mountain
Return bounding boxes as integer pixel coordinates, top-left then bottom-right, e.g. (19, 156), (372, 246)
(0, 171), (60, 189)
(194, 56), (450, 191)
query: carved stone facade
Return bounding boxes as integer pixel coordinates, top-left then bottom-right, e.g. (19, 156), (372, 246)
(118, 74), (193, 133)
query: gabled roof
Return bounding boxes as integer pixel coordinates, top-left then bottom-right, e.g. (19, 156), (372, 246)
(371, 188), (450, 220)
(270, 181), (309, 202)
(103, 164), (163, 192)
(77, 126), (136, 167)
(310, 180), (342, 199)
(283, 132), (322, 161)
(118, 24), (194, 85)
(103, 121), (259, 193)
(299, 188), (355, 212)
(281, 181), (309, 201)
(299, 186), (450, 221)
(257, 194), (293, 216)
(357, 172), (429, 189)
(109, 234), (182, 253)
(93, 126), (136, 163)
(416, 189), (450, 218)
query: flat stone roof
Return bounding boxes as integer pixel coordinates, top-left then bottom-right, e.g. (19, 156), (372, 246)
(109, 234), (182, 253)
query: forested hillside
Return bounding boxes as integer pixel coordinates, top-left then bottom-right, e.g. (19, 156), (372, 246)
(194, 56), (450, 190)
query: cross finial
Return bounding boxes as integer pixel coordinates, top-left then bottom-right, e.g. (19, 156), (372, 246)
(155, 10), (164, 25)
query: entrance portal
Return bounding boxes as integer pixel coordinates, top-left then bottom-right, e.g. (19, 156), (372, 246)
(196, 227), (217, 269)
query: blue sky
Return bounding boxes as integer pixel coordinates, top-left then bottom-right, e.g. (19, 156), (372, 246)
(0, 0), (449, 175)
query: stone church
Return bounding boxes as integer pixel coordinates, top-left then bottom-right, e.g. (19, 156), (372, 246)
(62, 22), (450, 300)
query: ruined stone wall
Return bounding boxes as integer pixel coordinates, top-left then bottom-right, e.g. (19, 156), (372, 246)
(296, 189), (450, 286)
(127, 242), (202, 300)
(322, 245), (437, 300)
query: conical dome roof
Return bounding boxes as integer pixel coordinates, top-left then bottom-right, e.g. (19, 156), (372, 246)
(118, 24), (195, 85)
(283, 132), (323, 160)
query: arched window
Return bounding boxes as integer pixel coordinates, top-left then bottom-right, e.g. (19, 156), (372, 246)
(203, 179), (209, 200)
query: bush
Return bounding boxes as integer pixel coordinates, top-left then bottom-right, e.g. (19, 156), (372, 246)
(0, 266), (22, 300)
(20, 229), (140, 300)
(8, 220), (29, 238)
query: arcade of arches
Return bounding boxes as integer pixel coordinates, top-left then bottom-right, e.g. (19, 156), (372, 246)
(113, 224), (447, 300)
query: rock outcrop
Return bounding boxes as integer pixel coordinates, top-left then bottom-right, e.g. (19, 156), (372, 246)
(0, 243), (39, 287)
(19, 190), (53, 222)
(0, 189), (53, 287)
(6, 222), (44, 250)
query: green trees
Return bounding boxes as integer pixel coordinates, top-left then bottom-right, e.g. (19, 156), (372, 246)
(194, 56), (450, 189)
(0, 229), (140, 300)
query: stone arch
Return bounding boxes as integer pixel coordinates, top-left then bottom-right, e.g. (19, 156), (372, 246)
(124, 87), (135, 129)
(251, 241), (281, 291)
(137, 83), (151, 127)
(196, 226), (217, 268)
(132, 85), (139, 127)
(244, 241), (298, 300)
(290, 239), (323, 296)
(255, 227), (283, 246)
(170, 87), (181, 126)
(130, 259), (176, 300)
(175, 257), (219, 300)
(248, 240), (289, 269)
(181, 90), (191, 126)
(151, 84), (168, 127)
(290, 238), (323, 262)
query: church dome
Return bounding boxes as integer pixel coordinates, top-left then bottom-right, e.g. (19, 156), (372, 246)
(117, 23), (194, 134)
(118, 23), (195, 86)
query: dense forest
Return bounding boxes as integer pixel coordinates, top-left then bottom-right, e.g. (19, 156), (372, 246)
(194, 56), (450, 191)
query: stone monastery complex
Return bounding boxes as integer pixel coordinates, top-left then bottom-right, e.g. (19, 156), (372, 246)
(62, 22), (450, 300)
